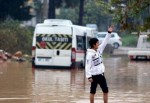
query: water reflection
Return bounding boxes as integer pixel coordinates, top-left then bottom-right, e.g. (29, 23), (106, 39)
(0, 61), (32, 103)
(32, 67), (87, 103)
(32, 57), (150, 103)
(0, 57), (150, 103)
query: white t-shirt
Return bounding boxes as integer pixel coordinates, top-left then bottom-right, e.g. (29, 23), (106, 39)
(85, 32), (111, 78)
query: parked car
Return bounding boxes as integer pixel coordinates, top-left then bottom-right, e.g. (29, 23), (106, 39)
(96, 32), (122, 49)
(128, 34), (150, 60)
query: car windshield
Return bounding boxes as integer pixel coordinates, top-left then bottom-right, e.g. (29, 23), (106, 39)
(97, 33), (115, 38)
(97, 34), (106, 38)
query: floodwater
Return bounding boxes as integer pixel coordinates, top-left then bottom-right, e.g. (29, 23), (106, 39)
(0, 57), (150, 103)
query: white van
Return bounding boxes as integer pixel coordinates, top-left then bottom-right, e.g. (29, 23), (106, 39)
(43, 19), (73, 25)
(32, 21), (95, 67)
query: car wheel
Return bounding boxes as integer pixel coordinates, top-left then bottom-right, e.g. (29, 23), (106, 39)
(113, 42), (119, 49)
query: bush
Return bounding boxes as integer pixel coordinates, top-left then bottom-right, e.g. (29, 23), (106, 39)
(121, 34), (138, 47)
(0, 19), (33, 55)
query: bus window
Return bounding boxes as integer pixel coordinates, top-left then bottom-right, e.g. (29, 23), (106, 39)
(76, 36), (85, 50)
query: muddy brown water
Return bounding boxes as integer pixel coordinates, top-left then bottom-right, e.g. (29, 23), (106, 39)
(0, 57), (150, 103)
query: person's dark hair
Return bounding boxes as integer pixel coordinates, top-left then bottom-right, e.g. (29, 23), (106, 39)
(89, 38), (99, 48)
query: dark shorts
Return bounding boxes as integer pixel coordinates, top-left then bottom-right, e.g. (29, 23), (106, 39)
(90, 73), (108, 94)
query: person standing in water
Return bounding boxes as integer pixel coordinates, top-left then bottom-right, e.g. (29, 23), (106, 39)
(85, 26), (113, 103)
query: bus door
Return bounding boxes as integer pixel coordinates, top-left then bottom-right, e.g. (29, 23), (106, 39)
(35, 34), (54, 66)
(51, 34), (72, 66)
(35, 33), (72, 66)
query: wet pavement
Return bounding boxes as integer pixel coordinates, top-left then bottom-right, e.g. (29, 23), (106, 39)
(0, 57), (150, 103)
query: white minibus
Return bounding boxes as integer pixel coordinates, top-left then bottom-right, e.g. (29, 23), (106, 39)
(32, 20), (95, 67)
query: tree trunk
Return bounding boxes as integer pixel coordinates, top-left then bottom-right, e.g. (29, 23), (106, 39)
(78, 0), (84, 25)
(48, 0), (55, 18)
(43, 0), (48, 20)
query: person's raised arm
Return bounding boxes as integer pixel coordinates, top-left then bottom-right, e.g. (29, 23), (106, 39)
(98, 26), (114, 53)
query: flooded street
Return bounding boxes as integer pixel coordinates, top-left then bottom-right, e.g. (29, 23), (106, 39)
(0, 57), (150, 103)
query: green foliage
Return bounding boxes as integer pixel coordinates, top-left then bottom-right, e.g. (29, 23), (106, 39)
(57, 0), (111, 30)
(56, 7), (79, 24)
(54, 0), (80, 8)
(0, 0), (33, 21)
(83, 0), (111, 30)
(111, 0), (150, 32)
(121, 34), (138, 47)
(0, 19), (33, 54)
(142, 17), (150, 31)
(64, 0), (80, 7)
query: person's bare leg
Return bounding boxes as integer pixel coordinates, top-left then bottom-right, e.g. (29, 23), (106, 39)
(103, 93), (108, 103)
(90, 93), (95, 103)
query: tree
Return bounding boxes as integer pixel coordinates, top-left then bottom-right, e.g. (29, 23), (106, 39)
(48, 0), (55, 18)
(78, 0), (84, 25)
(48, 0), (79, 18)
(56, 7), (79, 24)
(0, 19), (33, 54)
(0, 0), (33, 21)
(84, 0), (111, 30)
(48, 0), (81, 20)
(57, 0), (111, 30)
(111, 0), (150, 32)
